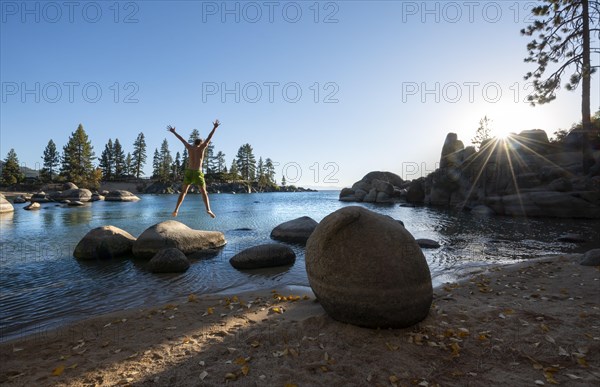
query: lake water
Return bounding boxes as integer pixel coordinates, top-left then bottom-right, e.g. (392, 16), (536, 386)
(1, 191), (599, 342)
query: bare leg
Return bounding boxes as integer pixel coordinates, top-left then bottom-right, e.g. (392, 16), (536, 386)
(172, 184), (190, 217)
(199, 186), (216, 218)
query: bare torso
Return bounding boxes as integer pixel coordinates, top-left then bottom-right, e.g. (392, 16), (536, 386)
(187, 145), (206, 170)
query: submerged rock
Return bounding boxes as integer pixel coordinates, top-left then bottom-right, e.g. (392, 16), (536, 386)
(270, 216), (318, 244)
(416, 238), (441, 249)
(230, 244), (296, 270)
(148, 248), (190, 273)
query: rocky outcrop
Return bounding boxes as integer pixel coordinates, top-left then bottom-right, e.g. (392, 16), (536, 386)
(270, 216), (318, 244)
(305, 206), (433, 328)
(400, 129), (600, 218)
(0, 194), (14, 213)
(148, 248), (190, 273)
(105, 190), (140, 202)
(31, 191), (52, 203)
(229, 244), (296, 270)
(339, 171), (405, 203)
(73, 225), (136, 260)
(61, 188), (93, 202)
(132, 220), (226, 259)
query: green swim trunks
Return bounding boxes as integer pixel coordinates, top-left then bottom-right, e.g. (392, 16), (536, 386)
(183, 169), (205, 186)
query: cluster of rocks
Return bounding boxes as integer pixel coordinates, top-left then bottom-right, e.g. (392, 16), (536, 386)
(144, 181), (316, 195)
(74, 221), (227, 273)
(341, 129), (600, 218)
(8, 183), (140, 210)
(339, 171), (407, 203)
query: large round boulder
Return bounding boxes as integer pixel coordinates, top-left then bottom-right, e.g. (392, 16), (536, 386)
(305, 206), (433, 328)
(0, 194), (14, 213)
(270, 216), (318, 244)
(61, 188), (92, 202)
(148, 248), (190, 273)
(132, 220), (226, 259)
(73, 225), (136, 260)
(31, 191), (52, 203)
(105, 190), (140, 202)
(580, 249), (600, 266)
(230, 244), (296, 270)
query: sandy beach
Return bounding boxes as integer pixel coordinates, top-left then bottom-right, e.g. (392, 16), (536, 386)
(1, 253), (598, 387)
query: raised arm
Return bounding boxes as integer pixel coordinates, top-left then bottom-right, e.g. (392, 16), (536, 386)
(204, 119), (220, 145)
(167, 125), (192, 149)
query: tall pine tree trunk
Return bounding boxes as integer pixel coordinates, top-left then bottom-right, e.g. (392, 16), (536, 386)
(581, 0), (594, 174)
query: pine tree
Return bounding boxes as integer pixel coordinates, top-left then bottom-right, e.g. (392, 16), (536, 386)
(281, 175), (287, 187)
(159, 139), (173, 183)
(215, 151), (227, 173)
(230, 158), (239, 178)
(181, 148), (188, 176)
(99, 139), (115, 180)
(152, 148), (160, 179)
(203, 143), (215, 174)
(471, 116), (493, 151)
(521, 0), (598, 171)
(132, 132), (147, 178)
(174, 152), (181, 180)
(124, 152), (133, 177)
(113, 138), (126, 179)
(41, 139), (60, 182)
(60, 124), (95, 186)
(1, 149), (24, 185)
(235, 144), (257, 181)
(188, 129), (200, 143)
(264, 158), (276, 184)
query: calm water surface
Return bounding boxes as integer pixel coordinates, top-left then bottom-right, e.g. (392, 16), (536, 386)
(1, 191), (599, 341)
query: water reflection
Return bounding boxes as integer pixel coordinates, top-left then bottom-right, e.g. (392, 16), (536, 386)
(0, 211), (15, 231)
(1, 192), (599, 342)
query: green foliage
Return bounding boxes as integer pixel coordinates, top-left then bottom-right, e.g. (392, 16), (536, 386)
(60, 124), (96, 187)
(132, 132), (147, 178)
(40, 139), (59, 182)
(471, 116), (493, 151)
(521, 0), (597, 105)
(1, 149), (24, 185)
(235, 144), (257, 181)
(113, 139), (126, 179)
(99, 138), (114, 180)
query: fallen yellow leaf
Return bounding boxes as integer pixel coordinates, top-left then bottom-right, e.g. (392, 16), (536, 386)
(52, 365), (65, 376)
(188, 294), (198, 302)
(241, 365), (250, 376)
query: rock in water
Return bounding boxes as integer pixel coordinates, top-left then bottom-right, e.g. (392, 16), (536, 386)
(230, 244), (296, 270)
(148, 248), (190, 273)
(305, 206), (433, 328)
(73, 225), (136, 260)
(105, 190), (140, 202)
(270, 216), (318, 244)
(24, 202), (41, 210)
(0, 194), (14, 213)
(132, 220), (226, 259)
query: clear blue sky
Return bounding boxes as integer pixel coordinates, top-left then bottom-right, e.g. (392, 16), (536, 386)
(1, 1), (598, 188)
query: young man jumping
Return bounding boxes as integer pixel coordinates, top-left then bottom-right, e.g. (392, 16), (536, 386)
(167, 120), (220, 218)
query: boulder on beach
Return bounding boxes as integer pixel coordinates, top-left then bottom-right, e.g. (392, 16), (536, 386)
(105, 190), (140, 202)
(148, 248), (190, 273)
(270, 216), (318, 244)
(132, 220), (226, 259)
(229, 244), (296, 270)
(580, 249), (600, 266)
(306, 206), (433, 328)
(73, 225), (136, 260)
(0, 194), (14, 213)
